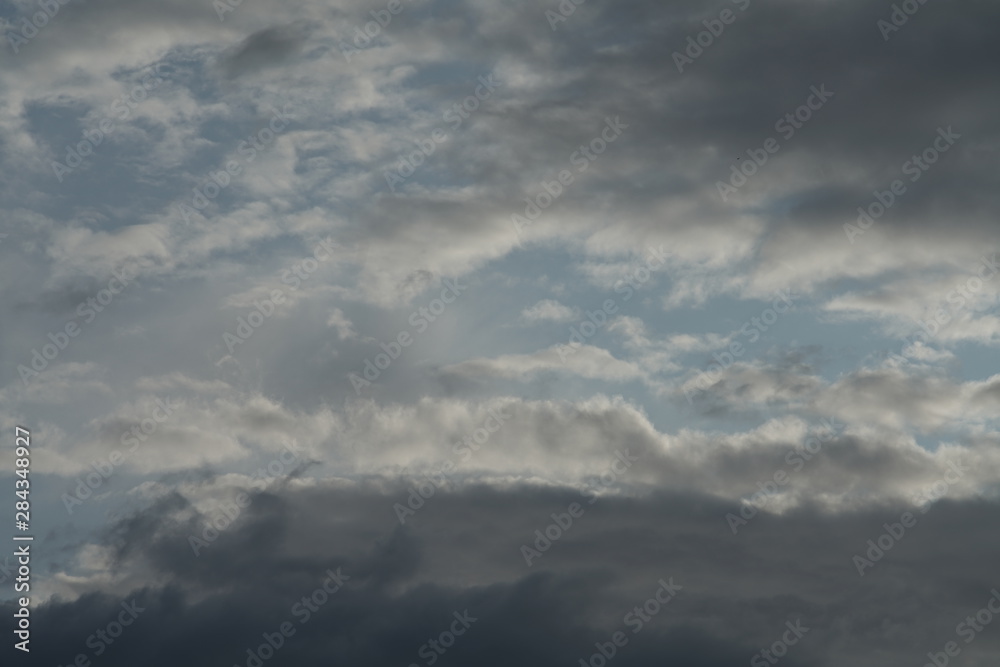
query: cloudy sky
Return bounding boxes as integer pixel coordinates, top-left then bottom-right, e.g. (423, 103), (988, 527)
(2, 0), (1000, 664)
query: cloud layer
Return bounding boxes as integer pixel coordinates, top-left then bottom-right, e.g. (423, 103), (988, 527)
(1, 0), (999, 665)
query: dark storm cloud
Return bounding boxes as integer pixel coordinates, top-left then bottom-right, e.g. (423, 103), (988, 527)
(220, 23), (313, 79)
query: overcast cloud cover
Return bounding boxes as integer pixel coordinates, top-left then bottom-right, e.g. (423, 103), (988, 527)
(2, 0), (1000, 665)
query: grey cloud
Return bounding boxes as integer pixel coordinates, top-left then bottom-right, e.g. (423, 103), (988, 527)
(220, 23), (314, 79)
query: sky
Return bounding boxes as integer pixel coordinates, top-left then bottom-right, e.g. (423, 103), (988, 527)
(1, 0), (1000, 665)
